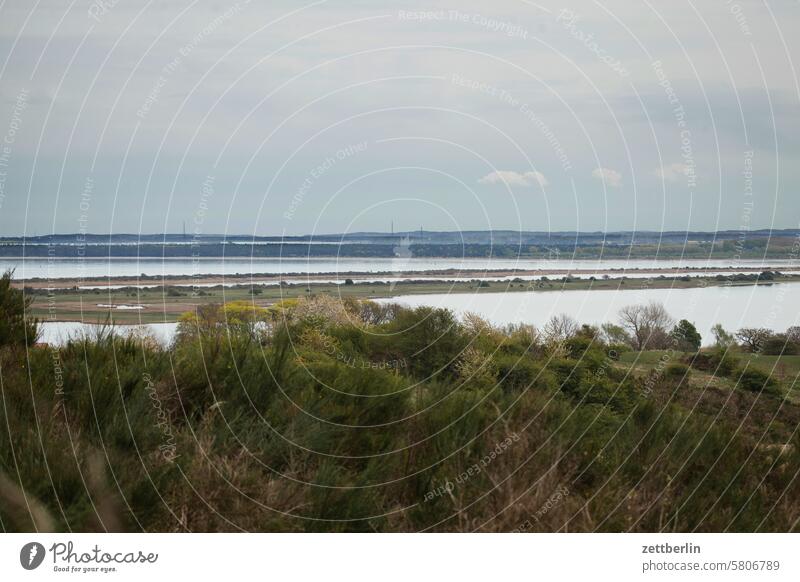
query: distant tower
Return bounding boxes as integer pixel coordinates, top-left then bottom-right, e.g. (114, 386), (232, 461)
(182, 221), (186, 240)
(391, 220), (394, 236)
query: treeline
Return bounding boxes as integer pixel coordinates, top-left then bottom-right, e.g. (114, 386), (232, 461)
(2, 238), (796, 259)
(1, 276), (799, 532)
(548, 301), (795, 394)
(4, 229), (798, 246)
(564, 299), (800, 355)
(0, 243), (398, 258)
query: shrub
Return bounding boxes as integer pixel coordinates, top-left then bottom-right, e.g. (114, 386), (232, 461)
(686, 349), (739, 377)
(494, 354), (555, 393)
(761, 335), (799, 356)
(564, 336), (593, 358)
(373, 306), (467, 378)
(734, 367), (779, 394)
(665, 363), (690, 378)
(607, 344), (630, 359)
(0, 270), (38, 347)
(3, 297), (799, 533)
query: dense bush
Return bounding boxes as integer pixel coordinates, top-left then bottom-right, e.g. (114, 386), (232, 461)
(0, 270), (38, 348)
(761, 335), (800, 356)
(1, 298), (798, 533)
(734, 367), (779, 394)
(686, 349), (740, 377)
(606, 344), (630, 359)
(665, 363), (691, 378)
(494, 353), (555, 393)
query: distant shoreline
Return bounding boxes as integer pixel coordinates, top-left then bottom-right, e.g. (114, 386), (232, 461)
(26, 272), (800, 324)
(2, 228), (798, 260)
(3, 227), (798, 241)
(14, 264), (796, 289)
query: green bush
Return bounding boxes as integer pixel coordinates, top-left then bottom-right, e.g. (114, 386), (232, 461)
(665, 363), (690, 378)
(372, 306), (467, 378)
(687, 349), (739, 377)
(1, 298), (798, 533)
(607, 344), (631, 359)
(494, 354), (556, 393)
(0, 270), (38, 348)
(734, 367), (779, 394)
(761, 336), (799, 356)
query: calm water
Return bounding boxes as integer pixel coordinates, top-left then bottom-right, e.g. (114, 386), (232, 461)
(39, 282), (800, 347)
(37, 321), (178, 346)
(6, 257), (799, 280)
(380, 282), (800, 346)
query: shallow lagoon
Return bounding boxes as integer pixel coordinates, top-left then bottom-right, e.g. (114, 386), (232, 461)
(380, 281), (800, 346)
(39, 281), (800, 347)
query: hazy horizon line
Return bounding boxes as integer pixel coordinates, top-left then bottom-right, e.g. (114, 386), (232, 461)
(2, 227), (799, 239)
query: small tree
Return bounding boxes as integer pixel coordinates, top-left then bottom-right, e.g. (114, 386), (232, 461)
(543, 313), (579, 343)
(786, 326), (800, 343)
(0, 270), (38, 348)
(223, 301), (271, 340)
(177, 301), (272, 344)
(671, 320), (701, 352)
(601, 322), (632, 346)
(735, 327), (772, 353)
(618, 302), (674, 351)
(576, 324), (600, 340)
(710, 323), (735, 348)
(176, 303), (226, 343)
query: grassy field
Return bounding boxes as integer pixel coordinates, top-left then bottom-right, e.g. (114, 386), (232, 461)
(741, 354), (800, 379)
(619, 350), (800, 379)
(618, 350), (800, 402)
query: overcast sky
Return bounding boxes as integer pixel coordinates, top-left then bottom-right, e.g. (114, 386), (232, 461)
(1, 0), (799, 236)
